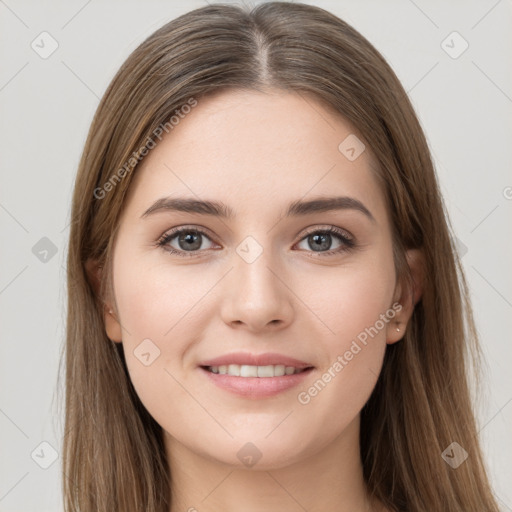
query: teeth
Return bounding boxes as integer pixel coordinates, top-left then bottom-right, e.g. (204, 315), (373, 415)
(228, 364), (240, 376)
(258, 365), (276, 377)
(207, 364), (305, 377)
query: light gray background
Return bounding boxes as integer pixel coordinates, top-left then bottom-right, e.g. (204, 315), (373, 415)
(1, 0), (511, 510)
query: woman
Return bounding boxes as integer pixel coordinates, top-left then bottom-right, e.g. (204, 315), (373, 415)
(62, 2), (500, 510)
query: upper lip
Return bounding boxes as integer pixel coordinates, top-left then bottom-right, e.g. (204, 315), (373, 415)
(199, 352), (314, 369)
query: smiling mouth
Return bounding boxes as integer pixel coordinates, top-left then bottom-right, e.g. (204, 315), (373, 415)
(201, 364), (313, 377)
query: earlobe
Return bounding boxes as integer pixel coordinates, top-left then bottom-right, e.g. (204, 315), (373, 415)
(84, 258), (123, 343)
(104, 307), (123, 343)
(386, 248), (425, 345)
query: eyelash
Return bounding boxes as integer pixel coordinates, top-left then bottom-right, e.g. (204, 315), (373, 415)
(155, 225), (356, 259)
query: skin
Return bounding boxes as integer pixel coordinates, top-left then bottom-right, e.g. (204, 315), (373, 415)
(93, 89), (423, 512)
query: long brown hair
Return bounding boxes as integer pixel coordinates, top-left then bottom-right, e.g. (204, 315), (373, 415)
(60, 2), (499, 510)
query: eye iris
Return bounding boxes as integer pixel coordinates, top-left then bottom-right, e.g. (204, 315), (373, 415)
(310, 233), (331, 251)
(178, 231), (201, 251)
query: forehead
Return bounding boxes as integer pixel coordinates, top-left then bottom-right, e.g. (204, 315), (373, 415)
(122, 89), (388, 225)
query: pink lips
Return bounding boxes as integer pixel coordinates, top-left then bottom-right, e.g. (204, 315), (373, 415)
(198, 352), (315, 399)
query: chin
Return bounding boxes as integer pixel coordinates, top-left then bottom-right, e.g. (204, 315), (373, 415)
(202, 435), (317, 471)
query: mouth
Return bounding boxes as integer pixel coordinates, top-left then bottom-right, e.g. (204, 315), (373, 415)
(201, 364), (313, 377)
(198, 357), (315, 398)
(197, 352), (315, 397)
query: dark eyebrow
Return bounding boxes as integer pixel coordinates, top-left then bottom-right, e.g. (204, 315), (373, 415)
(286, 196), (375, 222)
(141, 196), (375, 223)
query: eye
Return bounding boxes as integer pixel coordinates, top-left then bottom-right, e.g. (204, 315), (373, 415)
(156, 227), (218, 257)
(294, 226), (356, 257)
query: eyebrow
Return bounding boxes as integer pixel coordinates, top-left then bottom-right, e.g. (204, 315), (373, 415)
(141, 195), (375, 222)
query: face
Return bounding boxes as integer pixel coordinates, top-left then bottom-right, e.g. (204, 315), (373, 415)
(103, 89), (409, 470)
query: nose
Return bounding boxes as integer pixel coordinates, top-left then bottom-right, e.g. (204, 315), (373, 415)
(220, 248), (294, 333)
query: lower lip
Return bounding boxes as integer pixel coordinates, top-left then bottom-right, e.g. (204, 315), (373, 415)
(199, 367), (314, 399)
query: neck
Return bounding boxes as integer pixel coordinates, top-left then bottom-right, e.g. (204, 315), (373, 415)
(165, 415), (379, 512)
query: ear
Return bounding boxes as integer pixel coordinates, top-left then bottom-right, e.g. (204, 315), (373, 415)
(386, 248), (424, 345)
(84, 258), (123, 343)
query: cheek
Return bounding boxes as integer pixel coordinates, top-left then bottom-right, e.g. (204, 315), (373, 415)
(111, 255), (203, 424)
(114, 254), (203, 349)
(316, 258), (395, 346)
(300, 259), (394, 407)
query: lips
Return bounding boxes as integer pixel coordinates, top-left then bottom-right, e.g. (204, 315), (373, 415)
(198, 352), (315, 397)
